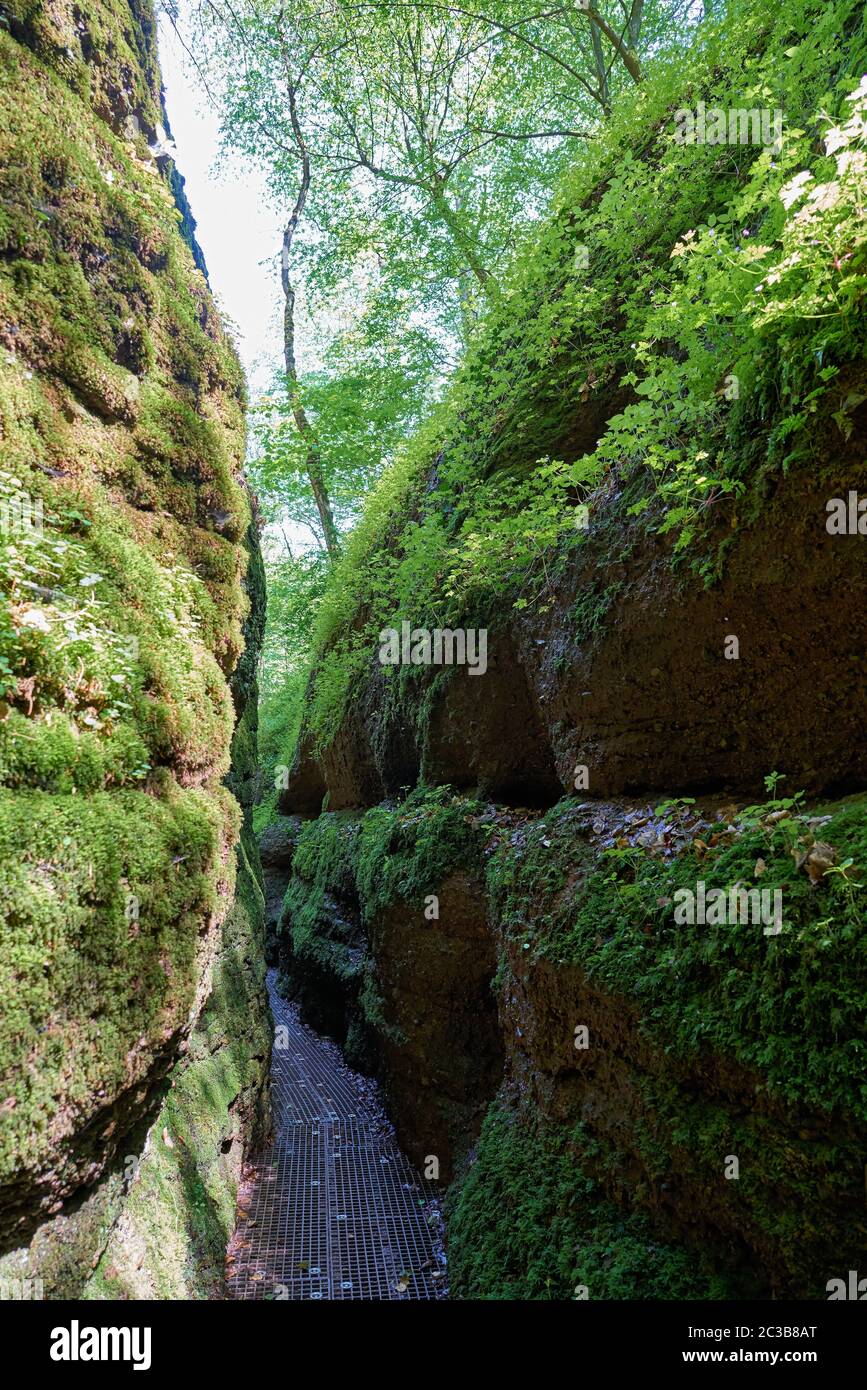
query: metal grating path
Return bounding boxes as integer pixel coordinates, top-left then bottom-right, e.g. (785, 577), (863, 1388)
(227, 972), (446, 1300)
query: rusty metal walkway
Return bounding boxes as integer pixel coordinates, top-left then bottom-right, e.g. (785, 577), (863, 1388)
(226, 972), (446, 1300)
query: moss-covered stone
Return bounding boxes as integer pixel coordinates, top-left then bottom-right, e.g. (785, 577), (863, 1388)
(282, 784), (867, 1296)
(81, 836), (269, 1300)
(487, 792), (867, 1118)
(277, 811), (368, 1049)
(446, 1093), (758, 1300)
(0, 0), (269, 1296)
(278, 789), (505, 1178)
(443, 788), (867, 1298)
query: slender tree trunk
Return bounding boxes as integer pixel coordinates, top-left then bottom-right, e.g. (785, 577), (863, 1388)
(628, 0), (645, 52)
(429, 183), (496, 303)
(589, 23), (611, 116)
(586, 4), (642, 83)
(276, 37), (340, 558)
(281, 239), (340, 557)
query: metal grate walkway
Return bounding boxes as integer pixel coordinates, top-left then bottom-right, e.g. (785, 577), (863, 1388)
(226, 972), (446, 1300)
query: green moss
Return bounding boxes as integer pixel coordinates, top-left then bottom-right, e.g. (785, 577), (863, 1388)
(0, 782), (233, 1185)
(1, 0), (165, 136)
(445, 789), (867, 1297)
(280, 787), (488, 1019)
(488, 793), (867, 1119)
(447, 1096), (753, 1300)
(81, 842), (269, 1300)
(0, 1166), (128, 1300)
(274, 813), (363, 1027)
(356, 785), (486, 922)
(301, 0), (867, 753)
(0, 15), (250, 790)
(356, 969), (404, 1048)
(0, 2), (264, 1272)
(624, 1074), (864, 1295)
(285, 812), (361, 949)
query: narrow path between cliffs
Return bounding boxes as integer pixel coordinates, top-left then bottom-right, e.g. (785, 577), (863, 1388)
(226, 972), (447, 1300)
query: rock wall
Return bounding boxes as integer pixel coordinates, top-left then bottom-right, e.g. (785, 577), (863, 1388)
(273, 795), (504, 1182)
(284, 451), (867, 816)
(0, 0), (269, 1297)
(275, 787), (867, 1298)
(269, 0), (867, 1300)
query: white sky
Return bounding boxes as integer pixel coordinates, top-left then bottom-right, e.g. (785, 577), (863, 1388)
(159, 16), (322, 557)
(158, 13), (283, 396)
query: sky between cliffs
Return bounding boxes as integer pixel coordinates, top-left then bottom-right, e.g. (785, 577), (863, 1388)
(159, 12), (283, 394)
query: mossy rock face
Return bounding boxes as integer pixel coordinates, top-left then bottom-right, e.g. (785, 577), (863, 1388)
(278, 789), (506, 1175)
(278, 791), (867, 1294)
(445, 789), (867, 1299)
(277, 811), (368, 1048)
(0, 1), (268, 1286)
(258, 814), (301, 963)
(81, 835), (270, 1300)
(281, 0), (867, 815)
(0, 782), (234, 1228)
(446, 1092), (760, 1301)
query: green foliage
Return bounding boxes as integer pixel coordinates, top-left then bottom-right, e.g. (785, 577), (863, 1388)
(356, 785), (486, 922)
(298, 0), (867, 749)
(193, 0), (679, 346)
(249, 290), (443, 546)
(251, 546), (325, 819)
(191, 0), (709, 774)
(487, 793), (867, 1118)
(252, 672), (306, 834)
(247, 294), (440, 776)
(447, 1097), (748, 1299)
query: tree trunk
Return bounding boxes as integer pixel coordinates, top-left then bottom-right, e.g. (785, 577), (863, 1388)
(281, 247), (340, 558)
(430, 185), (496, 304)
(589, 23), (611, 116)
(277, 58), (340, 558)
(628, 0), (645, 53)
(587, 4), (642, 83)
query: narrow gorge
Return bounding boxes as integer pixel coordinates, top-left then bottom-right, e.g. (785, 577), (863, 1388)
(1, 0), (867, 1327)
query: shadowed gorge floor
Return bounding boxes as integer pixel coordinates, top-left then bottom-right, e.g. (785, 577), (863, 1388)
(226, 974), (445, 1300)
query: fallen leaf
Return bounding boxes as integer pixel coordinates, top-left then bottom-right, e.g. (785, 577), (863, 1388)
(804, 842), (837, 884)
